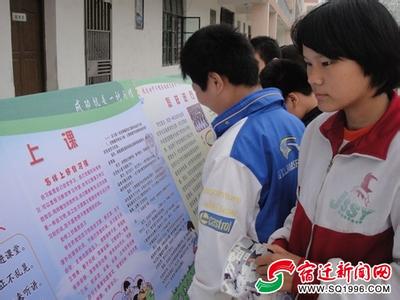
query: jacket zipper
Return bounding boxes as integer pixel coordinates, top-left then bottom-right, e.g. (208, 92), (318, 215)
(304, 155), (335, 259)
(294, 156), (336, 300)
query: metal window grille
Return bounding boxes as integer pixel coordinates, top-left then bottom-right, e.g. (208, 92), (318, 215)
(210, 9), (216, 25)
(162, 0), (184, 66)
(85, 0), (112, 85)
(220, 7), (234, 26)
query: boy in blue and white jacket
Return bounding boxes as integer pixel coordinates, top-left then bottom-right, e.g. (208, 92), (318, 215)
(180, 24), (304, 299)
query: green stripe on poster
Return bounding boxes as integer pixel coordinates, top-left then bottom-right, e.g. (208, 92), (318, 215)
(0, 81), (139, 135)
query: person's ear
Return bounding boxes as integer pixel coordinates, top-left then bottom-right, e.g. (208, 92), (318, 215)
(286, 92), (300, 107)
(208, 72), (224, 94)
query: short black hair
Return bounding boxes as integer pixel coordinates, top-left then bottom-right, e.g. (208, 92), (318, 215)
(260, 59), (312, 98)
(123, 280), (130, 291)
(280, 44), (306, 69)
(180, 24), (259, 91)
(250, 36), (281, 65)
(291, 0), (400, 97)
(137, 278), (143, 288)
(187, 220), (195, 231)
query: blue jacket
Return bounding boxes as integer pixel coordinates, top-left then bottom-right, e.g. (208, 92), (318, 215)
(189, 87), (304, 299)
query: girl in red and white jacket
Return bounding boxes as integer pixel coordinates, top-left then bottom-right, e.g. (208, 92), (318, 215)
(255, 1), (400, 299)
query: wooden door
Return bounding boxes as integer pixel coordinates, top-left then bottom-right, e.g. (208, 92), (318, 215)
(10, 0), (45, 96)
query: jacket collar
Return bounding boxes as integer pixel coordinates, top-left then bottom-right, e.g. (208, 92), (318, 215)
(302, 107), (322, 126)
(212, 87), (283, 138)
(320, 92), (400, 159)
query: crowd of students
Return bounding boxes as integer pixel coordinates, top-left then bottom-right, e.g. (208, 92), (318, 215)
(179, 0), (400, 299)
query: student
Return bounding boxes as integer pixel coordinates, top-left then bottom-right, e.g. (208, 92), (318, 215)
(250, 36), (281, 72)
(255, 0), (400, 299)
(180, 24), (304, 299)
(280, 44), (306, 69)
(187, 220), (198, 253)
(260, 58), (322, 126)
(122, 281), (134, 300)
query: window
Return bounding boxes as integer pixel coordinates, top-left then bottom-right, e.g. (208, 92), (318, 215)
(183, 17), (200, 45)
(220, 7), (234, 26)
(162, 0), (200, 66)
(210, 9), (216, 25)
(85, 0), (112, 84)
(162, 0), (184, 66)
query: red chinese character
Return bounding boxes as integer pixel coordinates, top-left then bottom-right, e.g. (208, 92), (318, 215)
(65, 168), (71, 176)
(52, 174), (58, 182)
(174, 95), (181, 104)
(372, 263), (392, 280)
(297, 260), (318, 283)
(27, 144), (44, 165)
(353, 262), (371, 282)
(62, 130), (78, 150)
(317, 262), (336, 282)
(165, 97), (173, 108)
(336, 261), (354, 283)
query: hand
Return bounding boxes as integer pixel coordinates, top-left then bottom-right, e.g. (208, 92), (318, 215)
(255, 244), (302, 293)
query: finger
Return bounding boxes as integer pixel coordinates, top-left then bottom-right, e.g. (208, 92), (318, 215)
(267, 244), (286, 254)
(281, 273), (294, 292)
(266, 252), (289, 263)
(255, 254), (274, 266)
(256, 264), (269, 276)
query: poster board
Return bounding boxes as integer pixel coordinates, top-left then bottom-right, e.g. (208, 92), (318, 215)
(0, 77), (215, 299)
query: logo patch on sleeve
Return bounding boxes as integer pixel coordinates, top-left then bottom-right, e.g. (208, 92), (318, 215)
(279, 136), (299, 159)
(199, 210), (235, 234)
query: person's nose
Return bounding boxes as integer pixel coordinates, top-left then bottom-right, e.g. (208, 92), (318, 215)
(307, 66), (323, 86)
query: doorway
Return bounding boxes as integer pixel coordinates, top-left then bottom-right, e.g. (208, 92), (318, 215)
(10, 0), (45, 96)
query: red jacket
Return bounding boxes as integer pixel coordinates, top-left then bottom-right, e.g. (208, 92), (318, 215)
(270, 93), (400, 299)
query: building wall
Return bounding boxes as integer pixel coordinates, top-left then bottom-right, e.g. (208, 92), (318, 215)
(0, 0), (303, 99)
(380, 0), (400, 23)
(0, 0), (15, 99)
(112, 0), (174, 81)
(235, 13), (251, 35)
(44, 0), (58, 91)
(44, 0), (86, 91)
(112, 0), (227, 82)
(250, 3), (270, 37)
(55, 0), (86, 89)
(185, 0), (221, 28)
(250, 0), (294, 45)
